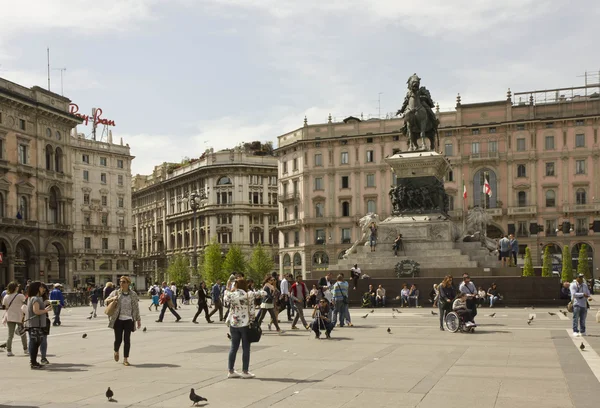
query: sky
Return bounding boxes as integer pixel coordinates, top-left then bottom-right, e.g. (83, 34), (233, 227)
(1, 0), (599, 175)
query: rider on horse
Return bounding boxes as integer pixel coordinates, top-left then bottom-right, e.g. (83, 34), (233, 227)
(396, 74), (439, 151)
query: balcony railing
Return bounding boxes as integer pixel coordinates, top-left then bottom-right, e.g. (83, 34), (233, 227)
(277, 219), (301, 229)
(576, 229), (589, 236)
(486, 208), (503, 217)
(278, 193), (300, 203)
(82, 225), (110, 233)
(303, 217), (334, 225)
(341, 238), (352, 244)
(153, 233), (163, 241)
(469, 151), (499, 162)
(564, 204), (600, 213)
(507, 206), (537, 215)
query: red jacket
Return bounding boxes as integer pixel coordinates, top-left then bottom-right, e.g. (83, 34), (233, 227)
(290, 282), (307, 300)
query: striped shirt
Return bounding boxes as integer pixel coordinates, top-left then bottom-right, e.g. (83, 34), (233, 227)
(331, 281), (349, 301)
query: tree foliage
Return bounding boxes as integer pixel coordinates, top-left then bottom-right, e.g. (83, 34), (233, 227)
(522, 247), (534, 277)
(577, 244), (591, 280)
(203, 239), (225, 284)
(247, 243), (275, 283)
(561, 245), (573, 282)
(167, 254), (191, 288)
(541, 246), (552, 277)
(222, 245), (247, 275)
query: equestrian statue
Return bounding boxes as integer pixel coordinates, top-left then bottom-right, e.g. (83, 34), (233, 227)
(396, 73), (439, 151)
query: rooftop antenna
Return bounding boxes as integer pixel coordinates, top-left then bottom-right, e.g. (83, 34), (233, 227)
(47, 47), (51, 91)
(52, 68), (67, 96)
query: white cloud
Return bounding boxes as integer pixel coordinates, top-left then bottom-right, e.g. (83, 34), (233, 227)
(0, 0), (157, 35)
(0, 68), (101, 94)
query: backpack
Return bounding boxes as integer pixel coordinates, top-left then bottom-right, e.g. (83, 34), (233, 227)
(150, 287), (157, 296)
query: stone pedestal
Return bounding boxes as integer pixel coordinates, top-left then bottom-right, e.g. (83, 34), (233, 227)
(385, 151), (451, 215)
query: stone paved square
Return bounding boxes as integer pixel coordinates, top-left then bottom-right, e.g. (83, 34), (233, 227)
(1, 300), (599, 407)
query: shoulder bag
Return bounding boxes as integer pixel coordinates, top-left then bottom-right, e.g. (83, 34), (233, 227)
(336, 283), (349, 305)
(1, 294), (19, 325)
(245, 291), (262, 343)
(105, 295), (118, 316)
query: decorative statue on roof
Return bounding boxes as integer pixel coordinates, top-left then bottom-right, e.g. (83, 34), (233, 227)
(397, 73), (439, 152)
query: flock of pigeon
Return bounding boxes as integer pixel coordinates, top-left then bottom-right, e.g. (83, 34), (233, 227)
(104, 386), (207, 405)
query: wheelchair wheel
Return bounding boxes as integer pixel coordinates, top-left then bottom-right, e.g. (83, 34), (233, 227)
(445, 312), (460, 333)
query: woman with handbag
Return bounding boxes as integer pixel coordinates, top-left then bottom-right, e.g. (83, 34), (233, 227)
(105, 276), (141, 366)
(224, 278), (265, 379)
(438, 275), (456, 331)
(255, 275), (284, 334)
(26, 281), (51, 369)
(1, 281), (28, 357)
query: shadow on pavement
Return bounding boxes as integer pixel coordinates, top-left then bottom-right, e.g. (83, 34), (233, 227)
(256, 377), (321, 384)
(133, 363), (181, 368)
(43, 362), (91, 372)
(0, 405), (39, 408)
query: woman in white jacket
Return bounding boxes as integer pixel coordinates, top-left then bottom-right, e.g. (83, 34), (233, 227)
(224, 278), (265, 379)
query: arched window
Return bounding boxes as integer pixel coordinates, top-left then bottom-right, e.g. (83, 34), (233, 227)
(315, 202), (324, 217)
(45, 145), (53, 171)
(19, 196), (28, 220)
(55, 130), (61, 140)
(54, 147), (63, 173)
(284, 208), (289, 220)
(367, 199), (376, 214)
(342, 201), (350, 217)
(293, 253), (302, 266)
(517, 164), (527, 178)
(518, 191), (527, 207)
(545, 190), (556, 207)
(312, 251), (329, 266)
(473, 168), (497, 208)
(576, 188), (586, 205)
(217, 176), (232, 185)
(45, 128), (52, 138)
(283, 254), (291, 267)
(293, 205), (298, 220)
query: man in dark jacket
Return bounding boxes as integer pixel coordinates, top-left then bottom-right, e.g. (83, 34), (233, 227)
(208, 280), (224, 321)
(192, 282), (213, 324)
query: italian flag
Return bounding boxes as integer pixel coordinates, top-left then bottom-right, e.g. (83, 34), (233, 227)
(463, 181), (467, 200)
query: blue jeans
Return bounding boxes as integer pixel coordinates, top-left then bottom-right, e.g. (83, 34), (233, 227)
(332, 301), (348, 327)
(41, 336), (48, 359)
(229, 326), (250, 372)
(53, 305), (61, 325)
(573, 305), (587, 334)
(489, 296), (499, 307)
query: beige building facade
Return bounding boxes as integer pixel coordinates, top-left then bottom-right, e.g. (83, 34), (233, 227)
(132, 144), (279, 284)
(276, 82), (600, 279)
(0, 77), (82, 286)
(70, 131), (135, 287)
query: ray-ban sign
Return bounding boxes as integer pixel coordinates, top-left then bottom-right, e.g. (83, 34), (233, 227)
(69, 104), (116, 127)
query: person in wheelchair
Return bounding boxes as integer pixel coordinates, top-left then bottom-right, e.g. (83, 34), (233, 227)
(452, 293), (476, 328)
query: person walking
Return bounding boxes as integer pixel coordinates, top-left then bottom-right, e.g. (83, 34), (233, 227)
(103, 282), (115, 306)
(256, 275), (283, 334)
(225, 278), (265, 379)
(279, 274), (293, 322)
(106, 276), (142, 366)
(290, 275), (309, 330)
(49, 284), (65, 326)
(156, 281), (181, 323)
(438, 275), (456, 331)
(37, 284), (52, 365)
(170, 282), (178, 309)
(570, 273), (591, 337)
(148, 282), (160, 311)
(208, 279), (224, 322)
(25, 282), (51, 369)
(331, 275), (349, 327)
(369, 222), (377, 252)
(192, 282), (214, 324)
(2, 281), (28, 357)
(90, 289), (99, 318)
(459, 274), (478, 321)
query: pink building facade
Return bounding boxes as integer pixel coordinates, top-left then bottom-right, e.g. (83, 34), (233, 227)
(276, 84), (600, 279)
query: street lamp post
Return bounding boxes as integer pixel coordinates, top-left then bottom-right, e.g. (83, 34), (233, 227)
(183, 190), (208, 274)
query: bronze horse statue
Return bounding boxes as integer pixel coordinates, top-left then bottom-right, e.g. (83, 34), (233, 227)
(397, 74), (439, 151)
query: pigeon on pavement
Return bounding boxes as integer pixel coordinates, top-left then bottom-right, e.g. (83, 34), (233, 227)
(488, 313), (496, 317)
(431, 311), (437, 316)
(370, 309), (375, 313)
(361, 314), (369, 319)
(562, 311), (567, 317)
(190, 388), (208, 406)
(548, 312), (556, 316)
(580, 342), (585, 351)
(82, 333), (87, 339)
(387, 327), (391, 334)
(106, 387), (114, 401)
(143, 327), (147, 332)
(86, 315), (92, 320)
